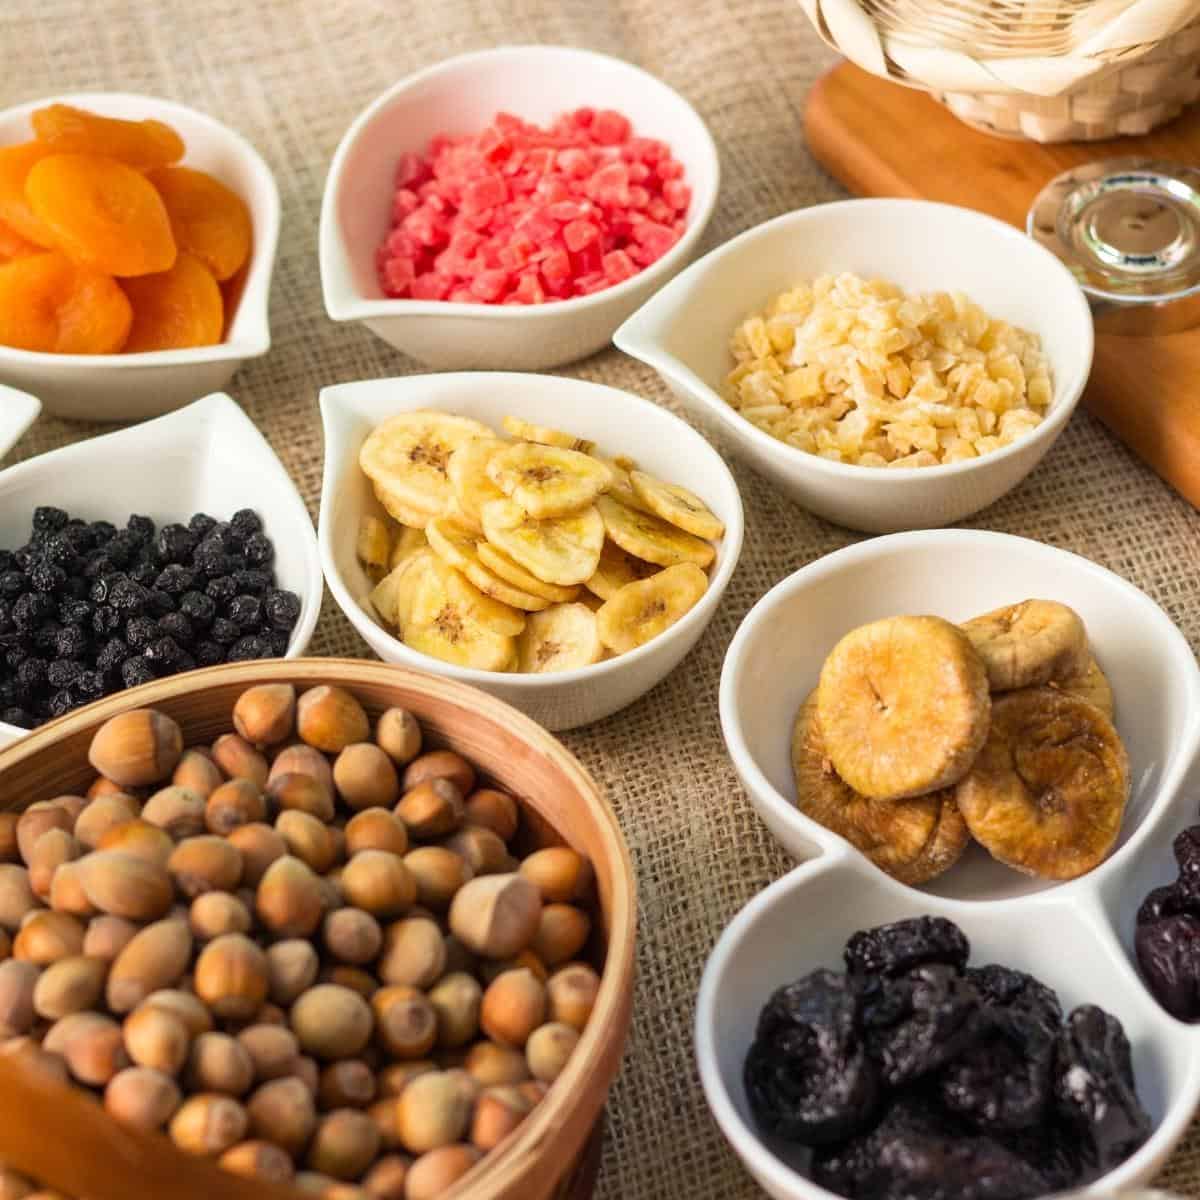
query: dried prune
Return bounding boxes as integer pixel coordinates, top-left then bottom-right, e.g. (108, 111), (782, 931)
(1136, 914), (1200, 1020)
(845, 917), (969, 979)
(967, 964), (1062, 1026)
(1054, 1005), (1151, 1175)
(744, 969), (880, 1145)
(1174, 827), (1200, 895)
(1137, 884), (1192, 926)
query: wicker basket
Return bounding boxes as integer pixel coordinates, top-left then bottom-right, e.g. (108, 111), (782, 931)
(798, 0), (1200, 141)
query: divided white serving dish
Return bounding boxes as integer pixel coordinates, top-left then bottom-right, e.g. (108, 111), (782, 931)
(0, 93), (280, 422)
(0, 393), (321, 749)
(318, 372), (744, 731)
(699, 528), (1200, 1200)
(0, 384), (41, 459)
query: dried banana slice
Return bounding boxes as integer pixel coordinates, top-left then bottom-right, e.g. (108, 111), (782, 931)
(596, 495), (715, 569)
(355, 515), (391, 576)
(596, 562), (708, 653)
(360, 411), (495, 520)
(426, 518), (551, 612)
(1049, 655), (1114, 720)
(480, 499), (604, 587)
(517, 603), (605, 673)
(961, 599), (1088, 692)
(501, 415), (595, 454)
(389, 526), (428, 570)
(373, 481), (439, 530)
(817, 615), (991, 802)
(954, 688), (1129, 879)
(602, 460), (655, 514)
(369, 548), (435, 629)
(447, 437), (508, 526)
(413, 558), (527, 638)
(791, 693), (969, 886)
(630, 471), (725, 540)
(476, 541), (580, 603)
(486, 444), (612, 519)
(403, 614), (515, 672)
(584, 539), (660, 601)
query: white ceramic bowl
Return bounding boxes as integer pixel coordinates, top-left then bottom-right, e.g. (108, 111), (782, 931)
(318, 45), (720, 371)
(318, 372), (744, 731)
(0, 383), (41, 459)
(0, 93), (280, 422)
(720, 528), (1200, 903)
(614, 199), (1094, 533)
(0, 393), (322, 749)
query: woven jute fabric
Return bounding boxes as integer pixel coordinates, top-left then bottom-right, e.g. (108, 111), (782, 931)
(4, 2), (1200, 1196)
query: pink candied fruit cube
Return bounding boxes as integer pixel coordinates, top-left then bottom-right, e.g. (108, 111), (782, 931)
(391, 189), (420, 220)
(602, 249), (638, 283)
(656, 156), (685, 181)
(557, 147), (593, 179)
(514, 271), (546, 304)
(382, 256), (416, 295)
(410, 272), (452, 301)
(477, 126), (512, 162)
(633, 220), (679, 261)
(563, 219), (600, 253)
(572, 106), (596, 127)
(546, 200), (590, 223)
(515, 205), (561, 244)
(542, 247), (572, 286)
(663, 180), (691, 212)
(469, 269), (511, 302)
(462, 174), (507, 214)
(536, 176), (572, 205)
(592, 109), (631, 145)
(588, 161), (631, 207)
(396, 152), (430, 189)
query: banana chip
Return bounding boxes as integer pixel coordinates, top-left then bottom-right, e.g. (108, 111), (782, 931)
(389, 526), (428, 570)
(426, 518), (551, 612)
(486, 443), (612, 519)
(501, 415), (595, 454)
(630, 471), (725, 540)
(403, 618), (515, 672)
(414, 557), (526, 638)
(596, 562), (708, 653)
(517, 603), (605, 673)
(481, 499), (604, 587)
(355, 515), (391, 577)
(373, 481), (441, 530)
(585, 539), (661, 601)
(596, 495), (715, 569)
(370, 548), (435, 629)
(476, 541), (580, 603)
(447, 437), (508, 526)
(601, 459), (654, 514)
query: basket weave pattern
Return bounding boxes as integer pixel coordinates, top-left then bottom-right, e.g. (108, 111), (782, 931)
(799, 0), (1200, 141)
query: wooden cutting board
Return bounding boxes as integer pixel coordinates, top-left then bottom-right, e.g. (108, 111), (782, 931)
(804, 63), (1200, 508)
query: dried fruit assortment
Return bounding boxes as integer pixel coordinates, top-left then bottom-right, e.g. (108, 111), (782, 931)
(376, 108), (689, 304)
(0, 103), (251, 354)
(1135, 819), (1200, 1021)
(0, 683), (600, 1199)
(354, 410), (722, 673)
(793, 600), (1128, 884)
(0, 506), (300, 730)
(743, 917), (1152, 1200)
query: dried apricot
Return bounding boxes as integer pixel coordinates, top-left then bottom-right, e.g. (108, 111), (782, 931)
(32, 104), (184, 170)
(148, 166), (252, 281)
(0, 252), (131, 354)
(0, 219), (40, 261)
(0, 143), (57, 248)
(121, 252), (223, 351)
(25, 153), (176, 277)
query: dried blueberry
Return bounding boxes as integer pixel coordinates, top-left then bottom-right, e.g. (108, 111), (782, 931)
(128, 561), (157, 586)
(1135, 914), (1200, 1020)
(155, 564), (198, 596)
(13, 593), (52, 632)
(193, 542), (233, 578)
(58, 598), (92, 627)
(121, 658), (155, 688)
(188, 513), (217, 539)
(28, 563), (66, 595)
(55, 625), (89, 660)
(95, 638), (130, 674)
(195, 640), (225, 668)
(144, 636), (183, 668)
(103, 534), (138, 568)
(845, 917), (969, 979)
(229, 509), (262, 541)
(32, 621), (63, 654)
(143, 589), (175, 618)
(91, 606), (121, 638)
(32, 506), (68, 535)
(243, 533), (273, 566)
(205, 576), (238, 605)
(210, 617), (240, 646)
(155, 523), (196, 565)
(232, 568), (271, 595)
(267, 629), (290, 656)
(227, 635), (272, 662)
(124, 615), (158, 651)
(122, 514), (152, 543)
(47, 660), (84, 689)
(16, 657), (47, 691)
(1174, 827), (1200, 894)
(227, 594), (262, 631)
(41, 534), (78, 569)
(264, 588), (300, 631)
(72, 670), (105, 701)
(158, 612), (194, 645)
(45, 689), (74, 718)
(178, 591), (216, 628)
(107, 578), (146, 615)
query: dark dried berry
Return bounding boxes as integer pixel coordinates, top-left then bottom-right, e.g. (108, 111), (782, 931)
(0, 571), (24, 599)
(95, 638), (130, 674)
(89, 576), (114, 604)
(128, 561), (157, 586)
(16, 656), (46, 688)
(0, 708), (33, 729)
(267, 629), (290, 657)
(227, 594), (262, 631)
(1137, 883), (1192, 926)
(103, 534), (137, 568)
(55, 625), (88, 660)
(1174, 827), (1200, 893)
(13, 593), (52, 632)
(210, 617), (240, 646)
(155, 523), (196, 565)
(12, 547), (34, 571)
(91, 606), (121, 638)
(143, 637), (183, 668)
(58, 599), (92, 627)
(967, 964), (1062, 1025)
(41, 534), (77, 569)
(264, 588), (300, 631)
(193, 544), (233, 579)
(108, 578), (146, 615)
(229, 509), (262, 541)
(178, 591), (215, 628)
(1135, 914), (1200, 1020)
(188, 513), (217, 539)
(242, 533), (273, 567)
(158, 612), (194, 645)
(60, 522), (94, 554)
(144, 589), (174, 618)
(124, 615), (158, 651)
(28, 563), (66, 594)
(32, 621), (63, 654)
(72, 670), (105, 701)
(47, 660), (84, 689)
(205, 576), (237, 605)
(124, 515), (154, 543)
(195, 640), (225, 668)
(232, 568), (271, 595)
(121, 658), (155, 688)
(227, 635), (272, 662)
(32, 506), (68, 535)
(0, 551), (13, 574)
(845, 917), (969, 979)
(46, 690), (74, 718)
(155, 564), (198, 596)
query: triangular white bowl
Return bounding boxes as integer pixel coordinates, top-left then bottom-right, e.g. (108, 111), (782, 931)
(0, 384), (41, 460)
(0, 393), (321, 748)
(0, 93), (280, 422)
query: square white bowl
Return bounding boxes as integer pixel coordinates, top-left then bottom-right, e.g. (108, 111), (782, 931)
(0, 92), (280, 422)
(720, 529), (1200, 903)
(319, 44), (720, 371)
(0, 393), (321, 748)
(318, 372), (744, 731)
(614, 199), (1095, 533)
(0, 383), (40, 459)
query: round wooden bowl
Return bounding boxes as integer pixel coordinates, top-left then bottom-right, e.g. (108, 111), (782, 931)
(0, 659), (636, 1200)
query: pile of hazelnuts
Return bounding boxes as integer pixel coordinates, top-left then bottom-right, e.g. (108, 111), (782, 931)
(0, 681), (601, 1200)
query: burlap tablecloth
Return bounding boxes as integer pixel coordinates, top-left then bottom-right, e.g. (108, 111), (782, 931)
(4, 2), (1200, 1196)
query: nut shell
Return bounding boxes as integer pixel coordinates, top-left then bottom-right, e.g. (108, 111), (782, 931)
(76, 851), (173, 921)
(169, 1092), (248, 1155)
(395, 1072), (473, 1154)
(334, 744), (400, 811)
(462, 789), (518, 842)
(307, 1108), (381, 1179)
(233, 684), (297, 748)
(194, 933), (269, 1020)
(448, 873), (541, 959)
(375, 708), (421, 765)
(140, 787), (207, 839)
(297, 686), (370, 754)
(246, 1075), (317, 1154)
(345, 810), (409, 858)
(256, 855), (325, 937)
(0, 959), (40, 1038)
(205, 779), (268, 836)
(291, 984), (373, 1060)
(340, 850), (416, 918)
(268, 773), (335, 823)
(33, 954), (107, 1020)
(479, 968), (546, 1048)
(96, 820), (173, 868)
(168, 836), (244, 897)
(265, 938), (320, 1006)
(403, 751), (476, 797)
(211, 734), (269, 789)
(172, 750), (223, 800)
(219, 1139), (296, 1183)
(188, 1030), (255, 1096)
(377, 917), (444, 988)
(14, 911), (85, 965)
(105, 1065), (182, 1130)
(74, 795), (139, 850)
(396, 780), (463, 840)
(372, 986), (437, 1060)
(325, 908), (384, 966)
(403, 1145), (481, 1200)
(88, 710), (183, 789)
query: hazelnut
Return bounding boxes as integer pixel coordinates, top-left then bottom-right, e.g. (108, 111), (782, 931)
(238, 1023), (300, 1081)
(394, 1071), (475, 1156)
(404, 1145), (481, 1200)
(291, 984), (373, 1059)
(404, 847), (471, 911)
(105, 1065), (182, 1131)
(375, 708), (422, 765)
(188, 1031), (254, 1095)
(47, 860), (96, 918)
(76, 850), (173, 921)
(32, 954), (106, 1020)
(205, 779), (268, 836)
(297, 686), (370, 754)
(13, 910), (84, 965)
(318, 1059), (376, 1110)
(256, 855), (324, 937)
(377, 917), (444, 988)
(219, 1139), (295, 1184)
(377, 1060), (437, 1098)
(88, 776), (141, 800)
(478, 949), (548, 987)
(546, 962), (600, 1030)
(123, 1004), (190, 1074)
(530, 903), (591, 966)
(372, 985), (437, 1061)
(403, 750), (476, 797)
(246, 1075), (316, 1154)
(73, 794), (139, 850)
(28, 829), (80, 900)
(518, 846), (593, 903)
(340, 850), (416, 918)
(169, 1092), (248, 1155)
(442, 826), (510, 877)
(88, 710), (183, 789)
(268, 772), (335, 822)
(396, 780), (463, 840)
(0, 959), (40, 1038)
(323, 965), (379, 998)
(324, 908), (383, 966)
(194, 933), (269, 1020)
(344, 809), (409, 858)
(480, 969), (546, 1049)
(140, 786), (207, 839)
(463, 1041), (530, 1087)
(265, 938), (320, 1006)
(190, 891), (252, 941)
(82, 914), (137, 961)
(0, 813), (20, 863)
(140, 988), (215, 1037)
(212, 733), (269, 788)
(269, 744), (336, 793)
(16, 805), (72, 865)
(428, 973), (482, 1050)
(0, 865), (39, 931)
(525, 1020), (579, 1082)
(307, 1108), (381, 1179)
(96, 819), (174, 867)
(293, 1054), (321, 1094)
(233, 684), (297, 748)
(361, 1154), (411, 1200)
(226, 821), (287, 886)
(333, 743), (400, 811)
(172, 749), (224, 799)
(276, 810), (339, 873)
(167, 835), (244, 897)
(470, 1084), (532, 1151)
(448, 873), (541, 959)
(462, 789), (519, 843)
(46, 1011), (128, 1085)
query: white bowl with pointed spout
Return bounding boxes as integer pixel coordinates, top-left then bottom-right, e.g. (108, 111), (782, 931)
(0, 393), (321, 748)
(0, 93), (279, 422)
(0, 384), (41, 459)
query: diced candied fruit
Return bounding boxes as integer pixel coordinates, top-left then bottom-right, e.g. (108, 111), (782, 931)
(591, 109), (632, 145)
(121, 252), (223, 351)
(32, 103), (184, 170)
(148, 166), (252, 281)
(0, 143), (58, 248)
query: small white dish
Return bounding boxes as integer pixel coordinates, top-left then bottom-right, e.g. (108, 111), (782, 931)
(614, 199), (1094, 533)
(0, 92), (280, 423)
(318, 45), (720, 371)
(720, 528), (1200, 903)
(0, 393), (321, 749)
(318, 372), (744, 732)
(0, 383), (41, 459)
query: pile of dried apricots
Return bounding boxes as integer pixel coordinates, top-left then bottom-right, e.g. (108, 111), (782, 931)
(0, 104), (252, 355)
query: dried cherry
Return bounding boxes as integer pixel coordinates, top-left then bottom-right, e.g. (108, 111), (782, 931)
(844, 917), (969, 979)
